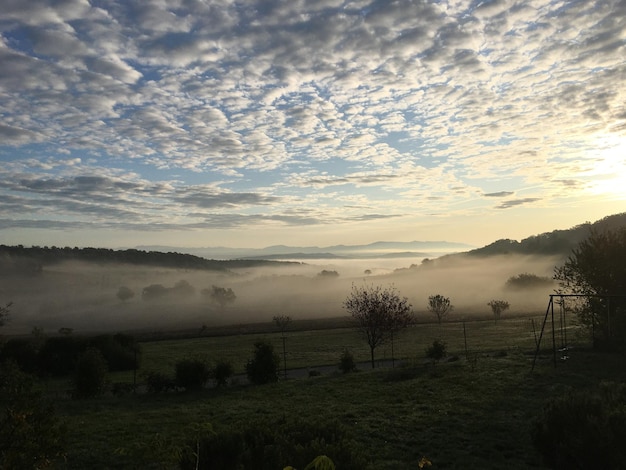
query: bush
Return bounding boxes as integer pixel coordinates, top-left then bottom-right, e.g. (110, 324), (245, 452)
(179, 418), (366, 470)
(89, 334), (140, 371)
(0, 361), (67, 468)
(245, 341), (280, 385)
(176, 357), (211, 391)
(531, 382), (626, 469)
(213, 360), (234, 387)
(0, 337), (40, 373)
(37, 336), (86, 377)
(73, 347), (108, 399)
(505, 273), (553, 290)
(425, 339), (447, 362)
(144, 371), (176, 393)
(339, 349), (357, 374)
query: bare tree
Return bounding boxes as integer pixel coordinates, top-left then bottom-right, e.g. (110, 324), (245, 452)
(427, 294), (453, 324)
(343, 284), (413, 369)
(488, 300), (510, 324)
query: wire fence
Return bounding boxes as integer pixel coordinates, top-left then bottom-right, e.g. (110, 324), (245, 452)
(29, 312), (592, 396)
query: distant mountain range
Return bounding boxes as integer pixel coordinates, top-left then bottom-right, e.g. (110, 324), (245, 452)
(135, 240), (475, 260)
(1, 213), (624, 273)
(137, 212), (626, 262)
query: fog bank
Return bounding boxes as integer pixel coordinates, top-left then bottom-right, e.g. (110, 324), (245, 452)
(0, 254), (562, 335)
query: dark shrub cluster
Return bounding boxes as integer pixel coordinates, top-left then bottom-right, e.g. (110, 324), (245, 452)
(213, 360), (234, 387)
(531, 382), (626, 469)
(0, 333), (140, 378)
(339, 348), (357, 374)
(425, 339), (447, 362)
(175, 356), (212, 391)
(143, 371), (177, 393)
(0, 361), (67, 467)
(505, 272), (553, 290)
(245, 341), (280, 385)
(179, 418), (366, 470)
(73, 348), (108, 398)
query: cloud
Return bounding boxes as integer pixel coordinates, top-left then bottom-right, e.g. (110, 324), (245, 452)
(0, 0), (624, 240)
(484, 191), (514, 198)
(496, 198), (541, 209)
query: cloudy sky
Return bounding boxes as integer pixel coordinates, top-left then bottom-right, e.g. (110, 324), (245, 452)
(0, 0), (624, 250)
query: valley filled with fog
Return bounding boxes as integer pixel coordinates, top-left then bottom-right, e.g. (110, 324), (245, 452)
(1, 252), (561, 335)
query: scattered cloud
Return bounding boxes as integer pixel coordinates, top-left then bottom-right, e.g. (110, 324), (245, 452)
(484, 191), (515, 198)
(0, 0), (624, 247)
(496, 198), (542, 209)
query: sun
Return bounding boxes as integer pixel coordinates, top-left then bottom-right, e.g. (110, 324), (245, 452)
(585, 135), (626, 199)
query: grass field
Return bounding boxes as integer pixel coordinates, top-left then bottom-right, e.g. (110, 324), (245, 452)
(134, 314), (565, 375)
(42, 313), (622, 469)
(56, 347), (625, 469)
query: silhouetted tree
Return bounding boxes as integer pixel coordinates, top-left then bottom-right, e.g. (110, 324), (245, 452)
(73, 348), (108, 398)
(505, 273), (553, 290)
(427, 294), (453, 324)
(425, 339), (447, 364)
(488, 300), (510, 324)
(554, 227), (626, 347)
(117, 286), (135, 302)
(317, 270), (339, 278)
(175, 356), (211, 391)
(142, 284), (168, 301)
(213, 360), (234, 387)
(344, 284), (413, 369)
(203, 285), (236, 309)
(172, 280), (195, 297)
(245, 341), (279, 385)
(339, 348), (357, 374)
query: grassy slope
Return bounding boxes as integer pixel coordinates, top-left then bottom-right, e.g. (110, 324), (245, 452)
(55, 342), (625, 469)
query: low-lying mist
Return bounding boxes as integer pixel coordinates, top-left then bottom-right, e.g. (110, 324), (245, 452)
(0, 253), (563, 335)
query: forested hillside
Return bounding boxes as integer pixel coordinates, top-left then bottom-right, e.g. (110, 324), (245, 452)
(0, 245), (294, 275)
(466, 212), (626, 257)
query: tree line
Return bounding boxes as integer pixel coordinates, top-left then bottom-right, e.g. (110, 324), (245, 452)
(0, 244), (294, 274)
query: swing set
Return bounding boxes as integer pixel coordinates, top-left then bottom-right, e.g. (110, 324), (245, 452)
(531, 293), (625, 372)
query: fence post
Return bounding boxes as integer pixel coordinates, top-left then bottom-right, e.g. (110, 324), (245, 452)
(463, 321), (468, 359)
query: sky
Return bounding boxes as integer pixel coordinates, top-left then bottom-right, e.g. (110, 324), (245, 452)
(0, 0), (624, 250)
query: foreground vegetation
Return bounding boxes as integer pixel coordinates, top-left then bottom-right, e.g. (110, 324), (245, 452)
(51, 344), (625, 469)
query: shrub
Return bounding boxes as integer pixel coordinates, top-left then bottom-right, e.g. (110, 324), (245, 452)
(531, 382), (626, 469)
(144, 371), (176, 393)
(73, 347), (108, 399)
(37, 336), (86, 377)
(0, 337), (40, 373)
(179, 418), (366, 470)
(175, 357), (211, 391)
(213, 360), (234, 387)
(339, 349), (357, 374)
(245, 341), (280, 385)
(425, 340), (447, 363)
(0, 361), (67, 468)
(505, 273), (553, 290)
(89, 334), (140, 371)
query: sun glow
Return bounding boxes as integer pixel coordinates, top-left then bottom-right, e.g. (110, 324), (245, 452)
(586, 135), (626, 199)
